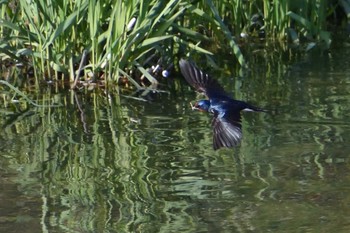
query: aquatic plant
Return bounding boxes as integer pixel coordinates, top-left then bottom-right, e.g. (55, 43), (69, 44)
(0, 0), (346, 90)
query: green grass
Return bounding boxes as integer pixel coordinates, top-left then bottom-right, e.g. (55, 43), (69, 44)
(0, 0), (346, 91)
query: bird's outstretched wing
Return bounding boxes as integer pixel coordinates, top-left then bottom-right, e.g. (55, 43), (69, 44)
(212, 110), (242, 150)
(179, 59), (226, 98)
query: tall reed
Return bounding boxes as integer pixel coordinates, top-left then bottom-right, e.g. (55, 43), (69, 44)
(0, 0), (343, 89)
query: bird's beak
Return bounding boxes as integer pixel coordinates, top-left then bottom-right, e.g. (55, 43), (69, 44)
(190, 102), (205, 111)
(190, 102), (198, 111)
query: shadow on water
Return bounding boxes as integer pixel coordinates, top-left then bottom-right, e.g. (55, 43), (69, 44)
(2, 41), (350, 232)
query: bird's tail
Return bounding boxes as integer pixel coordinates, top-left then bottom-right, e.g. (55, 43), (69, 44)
(241, 103), (266, 112)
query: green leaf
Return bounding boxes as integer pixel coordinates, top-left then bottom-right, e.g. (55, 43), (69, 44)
(43, 1), (88, 49)
(204, 0), (246, 67)
(140, 35), (174, 47)
(133, 61), (158, 84)
(173, 37), (213, 55)
(287, 11), (312, 30)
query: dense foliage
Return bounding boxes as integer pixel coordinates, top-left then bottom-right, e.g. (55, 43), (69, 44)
(0, 0), (347, 89)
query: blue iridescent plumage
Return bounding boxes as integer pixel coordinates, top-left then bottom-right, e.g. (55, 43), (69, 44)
(179, 59), (265, 150)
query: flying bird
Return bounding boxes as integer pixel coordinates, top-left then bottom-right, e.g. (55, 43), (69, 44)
(179, 59), (265, 150)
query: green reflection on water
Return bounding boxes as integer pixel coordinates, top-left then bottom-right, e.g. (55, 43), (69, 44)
(2, 44), (350, 232)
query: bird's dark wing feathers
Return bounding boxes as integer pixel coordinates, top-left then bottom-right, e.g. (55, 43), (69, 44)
(211, 109), (242, 150)
(179, 58), (265, 150)
(179, 59), (226, 98)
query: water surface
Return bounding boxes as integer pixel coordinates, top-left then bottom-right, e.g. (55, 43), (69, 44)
(1, 43), (350, 232)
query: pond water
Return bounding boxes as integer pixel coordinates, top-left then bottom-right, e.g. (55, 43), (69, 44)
(1, 41), (350, 233)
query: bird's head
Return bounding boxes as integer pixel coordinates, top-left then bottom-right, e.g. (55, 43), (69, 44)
(190, 100), (210, 112)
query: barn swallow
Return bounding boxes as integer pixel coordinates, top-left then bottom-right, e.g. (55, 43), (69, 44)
(179, 59), (265, 150)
